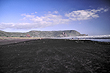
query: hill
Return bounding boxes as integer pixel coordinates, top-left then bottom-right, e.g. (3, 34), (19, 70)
(0, 30), (86, 37)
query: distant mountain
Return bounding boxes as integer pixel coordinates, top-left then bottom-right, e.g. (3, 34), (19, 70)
(0, 30), (86, 37)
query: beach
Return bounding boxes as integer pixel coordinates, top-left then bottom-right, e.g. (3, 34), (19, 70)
(0, 39), (110, 73)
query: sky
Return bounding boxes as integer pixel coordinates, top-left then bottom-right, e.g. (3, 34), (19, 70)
(0, 0), (110, 35)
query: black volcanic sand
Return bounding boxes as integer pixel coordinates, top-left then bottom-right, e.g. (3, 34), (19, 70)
(0, 39), (32, 45)
(0, 39), (110, 73)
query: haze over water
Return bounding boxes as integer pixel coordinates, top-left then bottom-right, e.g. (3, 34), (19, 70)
(51, 35), (110, 42)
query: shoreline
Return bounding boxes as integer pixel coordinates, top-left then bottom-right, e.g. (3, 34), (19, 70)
(0, 37), (110, 45)
(0, 37), (41, 45)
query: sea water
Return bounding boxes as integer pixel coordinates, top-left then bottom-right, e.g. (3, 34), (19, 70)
(51, 37), (110, 42)
(88, 39), (110, 42)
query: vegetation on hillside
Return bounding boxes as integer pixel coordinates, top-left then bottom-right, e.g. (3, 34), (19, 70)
(0, 30), (86, 37)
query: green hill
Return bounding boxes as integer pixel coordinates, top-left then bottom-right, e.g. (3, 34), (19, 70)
(0, 30), (86, 37)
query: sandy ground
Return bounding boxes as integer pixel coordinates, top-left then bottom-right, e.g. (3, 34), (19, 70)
(0, 39), (33, 45)
(0, 39), (110, 73)
(0, 37), (41, 45)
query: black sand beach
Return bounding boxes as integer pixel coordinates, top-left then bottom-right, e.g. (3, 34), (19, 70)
(0, 39), (110, 73)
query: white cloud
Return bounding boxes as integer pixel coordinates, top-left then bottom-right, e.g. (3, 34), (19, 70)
(0, 8), (109, 30)
(104, 9), (109, 12)
(53, 11), (58, 14)
(0, 12), (70, 29)
(65, 8), (108, 20)
(21, 14), (35, 18)
(35, 12), (37, 13)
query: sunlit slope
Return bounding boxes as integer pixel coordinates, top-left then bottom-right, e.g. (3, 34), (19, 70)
(0, 30), (86, 37)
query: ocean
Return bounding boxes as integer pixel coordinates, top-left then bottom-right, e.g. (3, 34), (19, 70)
(50, 37), (110, 42)
(88, 39), (110, 42)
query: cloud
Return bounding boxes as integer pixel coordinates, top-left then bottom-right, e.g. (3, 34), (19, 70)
(65, 8), (109, 20)
(22, 12), (70, 26)
(21, 14), (35, 18)
(104, 8), (109, 12)
(0, 12), (70, 29)
(35, 12), (37, 13)
(20, 13), (36, 21)
(53, 11), (58, 14)
(0, 8), (109, 30)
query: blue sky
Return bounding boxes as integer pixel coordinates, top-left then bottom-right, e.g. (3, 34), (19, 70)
(0, 0), (110, 35)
